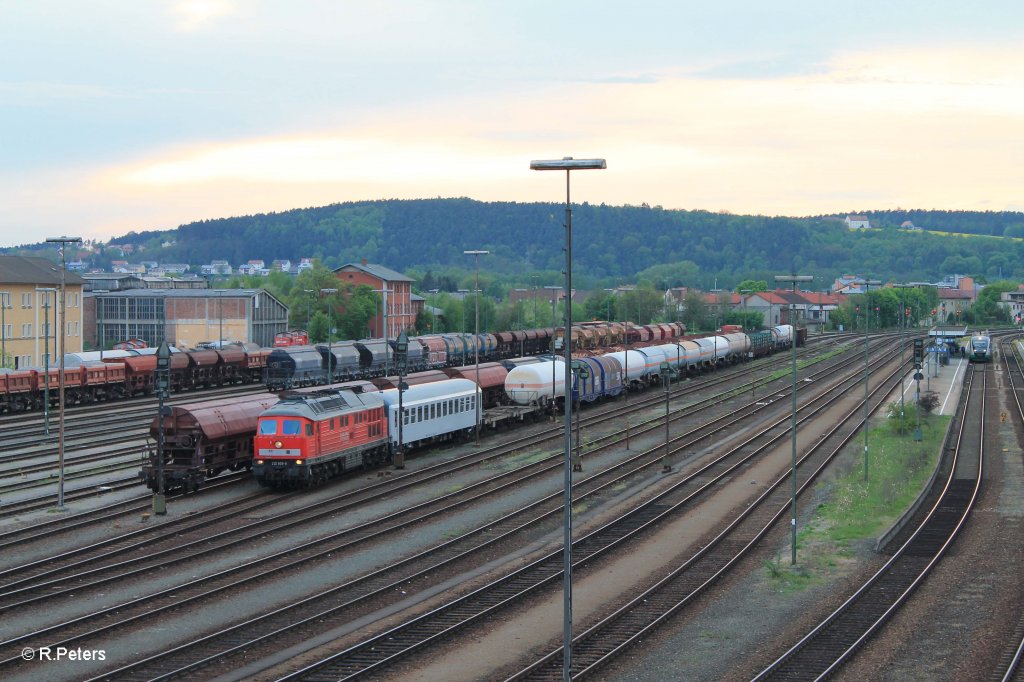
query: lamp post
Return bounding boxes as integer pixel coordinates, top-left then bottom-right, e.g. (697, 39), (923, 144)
(464, 249), (490, 444)
(320, 288), (338, 384)
(45, 236), (80, 510)
(774, 273), (812, 565)
(36, 288), (57, 434)
(303, 289), (313, 329)
(371, 288), (392, 374)
(739, 289), (752, 333)
(217, 289), (224, 348)
(0, 291), (9, 369)
(860, 279), (882, 481)
(531, 155), (606, 681)
(893, 284), (916, 437)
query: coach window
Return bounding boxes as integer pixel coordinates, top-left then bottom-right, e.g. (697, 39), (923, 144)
(258, 420), (278, 435)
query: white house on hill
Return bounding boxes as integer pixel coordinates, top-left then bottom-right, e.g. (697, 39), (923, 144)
(845, 215), (871, 229)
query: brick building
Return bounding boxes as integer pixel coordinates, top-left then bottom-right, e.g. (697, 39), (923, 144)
(334, 260), (415, 339)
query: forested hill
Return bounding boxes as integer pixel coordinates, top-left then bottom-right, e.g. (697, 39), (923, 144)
(104, 199), (1024, 288)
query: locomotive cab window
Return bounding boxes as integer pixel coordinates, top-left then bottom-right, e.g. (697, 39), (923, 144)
(282, 419), (302, 435)
(258, 420), (278, 435)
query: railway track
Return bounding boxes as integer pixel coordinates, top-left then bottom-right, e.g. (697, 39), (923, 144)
(0, 336), (868, 678)
(0, 471), (251, 551)
(751, 363), (986, 679)
(216, 343), (909, 680)
(81, 338), (894, 679)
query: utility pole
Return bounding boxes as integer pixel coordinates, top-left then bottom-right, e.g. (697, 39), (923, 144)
(45, 236), (81, 510)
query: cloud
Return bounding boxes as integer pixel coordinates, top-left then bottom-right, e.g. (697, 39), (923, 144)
(4, 44), (1023, 247)
(168, 0), (236, 32)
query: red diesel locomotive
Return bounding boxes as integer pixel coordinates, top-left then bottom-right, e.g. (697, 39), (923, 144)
(253, 387), (389, 488)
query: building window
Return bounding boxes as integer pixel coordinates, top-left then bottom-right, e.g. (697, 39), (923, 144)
(22, 292), (32, 308)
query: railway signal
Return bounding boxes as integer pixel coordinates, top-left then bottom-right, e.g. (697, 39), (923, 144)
(570, 361), (591, 472)
(913, 339), (925, 365)
(154, 341), (171, 516)
(395, 331), (409, 469)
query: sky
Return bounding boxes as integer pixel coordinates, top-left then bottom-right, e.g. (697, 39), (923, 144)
(2, 1), (1023, 248)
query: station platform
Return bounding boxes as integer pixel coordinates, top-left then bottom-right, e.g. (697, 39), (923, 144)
(886, 350), (968, 417)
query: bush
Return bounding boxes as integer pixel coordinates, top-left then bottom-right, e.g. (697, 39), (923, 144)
(885, 401), (917, 434)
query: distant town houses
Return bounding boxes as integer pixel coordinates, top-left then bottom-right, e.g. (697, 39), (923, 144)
(200, 260), (233, 276)
(236, 260), (267, 276)
(999, 285), (1024, 323)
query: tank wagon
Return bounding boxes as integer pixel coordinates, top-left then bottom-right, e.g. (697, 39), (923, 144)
(506, 325), (801, 408)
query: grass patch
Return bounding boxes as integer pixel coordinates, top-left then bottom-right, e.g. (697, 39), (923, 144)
(491, 450), (556, 471)
(762, 554), (814, 593)
(765, 406), (949, 589)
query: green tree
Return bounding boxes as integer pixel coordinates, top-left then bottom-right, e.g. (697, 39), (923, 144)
(970, 280), (1015, 324)
(682, 290), (709, 331)
(735, 279), (768, 293)
(308, 311), (330, 344)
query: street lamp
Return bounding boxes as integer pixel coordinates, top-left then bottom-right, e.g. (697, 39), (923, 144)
(320, 288), (338, 384)
(739, 289), (752, 333)
(36, 288), (57, 435)
(893, 284), (916, 438)
(303, 289), (314, 330)
(45, 236), (81, 510)
(464, 249), (490, 445)
(860, 279), (882, 481)
(371, 288), (393, 374)
(774, 273), (812, 565)
(0, 291), (9, 369)
(531, 155), (606, 681)
(218, 289), (224, 349)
